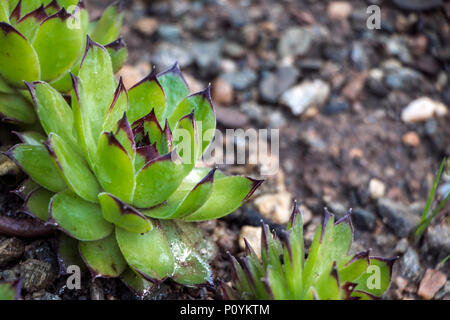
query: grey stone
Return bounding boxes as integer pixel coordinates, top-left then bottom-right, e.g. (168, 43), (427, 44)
(221, 69), (258, 91)
(400, 248), (422, 281)
(259, 67), (299, 103)
(351, 42), (370, 71)
(395, 238), (410, 254)
(90, 280), (105, 300)
(426, 224), (450, 255)
(385, 67), (424, 91)
(352, 207), (377, 231)
(376, 198), (420, 237)
(157, 24), (181, 42)
(191, 41), (223, 72)
(278, 27), (312, 58)
(153, 43), (193, 70)
(323, 98), (350, 115)
(280, 80), (330, 115)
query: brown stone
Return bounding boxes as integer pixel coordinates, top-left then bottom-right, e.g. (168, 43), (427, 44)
(212, 78), (234, 106)
(20, 259), (56, 293)
(418, 269), (447, 300)
(215, 105), (248, 128)
(254, 191), (293, 224)
(327, 1), (352, 21)
(402, 131), (420, 147)
(239, 226), (261, 257)
(342, 72), (368, 101)
(0, 238), (24, 266)
(134, 17), (158, 36)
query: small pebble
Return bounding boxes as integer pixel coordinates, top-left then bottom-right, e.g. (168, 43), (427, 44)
(239, 226), (261, 257)
(402, 132), (420, 147)
(418, 269), (447, 300)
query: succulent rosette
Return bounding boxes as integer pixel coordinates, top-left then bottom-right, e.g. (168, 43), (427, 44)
(5, 37), (263, 289)
(222, 202), (397, 300)
(0, 0), (127, 124)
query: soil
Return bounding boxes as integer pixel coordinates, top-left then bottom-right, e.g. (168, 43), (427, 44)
(0, 0), (449, 300)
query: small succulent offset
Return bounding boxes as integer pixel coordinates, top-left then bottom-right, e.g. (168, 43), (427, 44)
(222, 202), (396, 300)
(0, 0), (127, 124)
(5, 38), (262, 289)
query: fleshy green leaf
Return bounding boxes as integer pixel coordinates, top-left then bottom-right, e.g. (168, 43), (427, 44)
(98, 192), (151, 234)
(264, 266), (289, 300)
(173, 112), (198, 172)
(14, 131), (46, 145)
(49, 190), (113, 241)
(0, 75), (14, 93)
(105, 37), (127, 73)
(44, 0), (61, 16)
(112, 114), (135, 162)
(157, 63), (189, 121)
(57, 233), (87, 274)
(56, 0), (79, 8)
(46, 133), (101, 202)
(0, 92), (36, 123)
(283, 203), (304, 298)
(79, 232), (127, 278)
(15, 5), (47, 42)
(15, 0), (42, 17)
(143, 168), (215, 219)
(183, 174), (263, 221)
(26, 81), (78, 152)
(352, 257), (396, 298)
(21, 187), (53, 221)
(0, 280), (21, 300)
(95, 132), (134, 203)
(168, 87), (215, 155)
(132, 151), (185, 208)
(5, 143), (66, 192)
(116, 220), (214, 285)
(74, 37), (116, 165)
(0, 23), (40, 88)
(0, 1), (9, 23)
(120, 268), (154, 297)
(102, 77), (128, 133)
(312, 262), (341, 300)
(90, 0), (123, 45)
(132, 109), (167, 154)
(338, 251), (370, 284)
(116, 224), (174, 281)
(127, 72), (165, 124)
(32, 8), (83, 81)
(159, 220), (214, 285)
(11, 178), (40, 200)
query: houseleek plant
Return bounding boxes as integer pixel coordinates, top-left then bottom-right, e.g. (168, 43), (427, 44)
(0, 0), (126, 124)
(4, 37), (263, 289)
(222, 202), (396, 300)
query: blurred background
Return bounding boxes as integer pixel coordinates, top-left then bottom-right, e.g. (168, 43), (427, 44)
(1, 0), (448, 300)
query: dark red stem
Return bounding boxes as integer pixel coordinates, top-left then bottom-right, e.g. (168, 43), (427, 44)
(0, 215), (55, 238)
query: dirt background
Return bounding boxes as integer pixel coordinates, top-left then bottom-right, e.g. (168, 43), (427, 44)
(0, 0), (449, 300)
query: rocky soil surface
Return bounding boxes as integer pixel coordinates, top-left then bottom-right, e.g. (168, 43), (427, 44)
(0, 0), (449, 300)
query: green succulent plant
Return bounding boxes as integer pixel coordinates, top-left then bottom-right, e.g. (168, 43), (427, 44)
(222, 202), (397, 300)
(0, 0), (127, 125)
(0, 280), (21, 300)
(4, 38), (263, 289)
